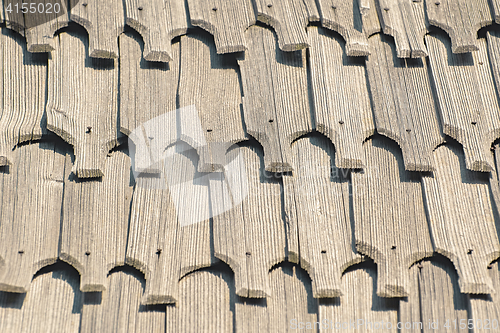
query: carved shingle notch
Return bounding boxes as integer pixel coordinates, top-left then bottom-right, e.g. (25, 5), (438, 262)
(421, 143), (500, 294)
(315, 0), (370, 56)
(69, 0), (125, 58)
(47, 31), (120, 178)
(178, 32), (246, 172)
(282, 136), (361, 298)
(0, 28), (47, 166)
(187, 0), (256, 54)
(254, 0), (319, 51)
(238, 26), (312, 173)
(0, 142), (66, 293)
(126, 143), (214, 305)
(352, 137), (434, 297)
(376, 0), (428, 58)
(209, 145), (287, 298)
(308, 26), (374, 169)
(366, 33), (444, 172)
(426, 0), (492, 53)
(125, 0), (188, 62)
(426, 32), (500, 172)
(468, 262), (500, 322)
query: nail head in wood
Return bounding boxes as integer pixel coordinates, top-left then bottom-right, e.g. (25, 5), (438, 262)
(85, 251), (91, 256)
(138, 6), (143, 10)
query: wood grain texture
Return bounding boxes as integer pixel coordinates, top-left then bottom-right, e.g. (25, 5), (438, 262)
(210, 144), (287, 298)
(187, 0), (256, 54)
(308, 26), (374, 169)
(492, 0), (500, 23)
(47, 31), (120, 178)
(254, 0), (319, 51)
(2, 0), (25, 34)
(239, 26), (312, 173)
(352, 137), (433, 297)
(125, 0), (188, 62)
(119, 33), (179, 175)
(0, 28), (47, 166)
(0, 264), (83, 333)
(366, 33), (444, 172)
(362, 0), (382, 37)
(80, 268), (165, 333)
(60, 151), (133, 292)
(376, 0), (427, 58)
(318, 263), (399, 332)
(421, 143), (500, 294)
(282, 136), (360, 298)
(426, 32), (500, 172)
(126, 143), (214, 305)
(166, 268), (234, 333)
(398, 264), (422, 333)
(235, 263), (317, 333)
(178, 32), (246, 172)
(315, 0), (370, 56)
(426, 0), (492, 53)
(69, 0), (125, 58)
(0, 142), (66, 293)
(468, 262), (500, 327)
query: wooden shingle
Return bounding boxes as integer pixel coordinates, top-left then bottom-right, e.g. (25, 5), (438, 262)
(468, 263), (500, 326)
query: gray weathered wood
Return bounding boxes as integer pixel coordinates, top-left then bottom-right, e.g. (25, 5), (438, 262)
(235, 264), (317, 333)
(119, 33), (179, 174)
(426, 32), (500, 172)
(398, 264), (422, 332)
(0, 142), (66, 293)
(421, 143), (500, 294)
(366, 33), (444, 171)
(60, 151), (133, 292)
(315, 0), (370, 56)
(126, 142), (214, 305)
(352, 138), (434, 297)
(210, 144), (287, 298)
(69, 0), (125, 58)
(166, 268), (234, 333)
(47, 31), (120, 178)
(492, 0), (500, 23)
(0, 28), (47, 166)
(318, 263), (399, 332)
(282, 136), (361, 298)
(80, 268), (165, 333)
(254, 0), (319, 51)
(125, 0), (188, 62)
(187, 0), (256, 54)
(468, 262), (500, 327)
(239, 26), (312, 173)
(426, 0), (492, 53)
(308, 26), (374, 169)
(376, 0), (427, 57)
(178, 32), (246, 172)
(362, 0), (382, 37)
(2, 0), (25, 34)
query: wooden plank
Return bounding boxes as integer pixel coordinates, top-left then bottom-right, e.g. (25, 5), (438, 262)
(119, 33), (179, 174)
(81, 268), (165, 333)
(166, 268), (234, 333)
(426, 0), (492, 53)
(398, 264), (422, 333)
(426, 32), (500, 172)
(238, 26), (312, 173)
(366, 33), (444, 171)
(352, 137), (433, 297)
(69, 0), (125, 58)
(315, 0), (370, 56)
(308, 26), (374, 169)
(0, 28), (47, 166)
(0, 264), (83, 333)
(178, 32), (246, 172)
(47, 31), (120, 178)
(60, 151), (133, 292)
(318, 263), (399, 332)
(468, 262), (500, 328)
(235, 263), (318, 333)
(254, 0), (319, 51)
(2, 0), (25, 34)
(421, 143), (500, 294)
(125, 0), (188, 62)
(0, 142), (66, 293)
(187, 0), (256, 54)
(210, 144), (287, 298)
(362, 0), (382, 37)
(126, 142), (214, 305)
(492, 0), (500, 23)
(376, 0), (428, 57)
(282, 136), (360, 298)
